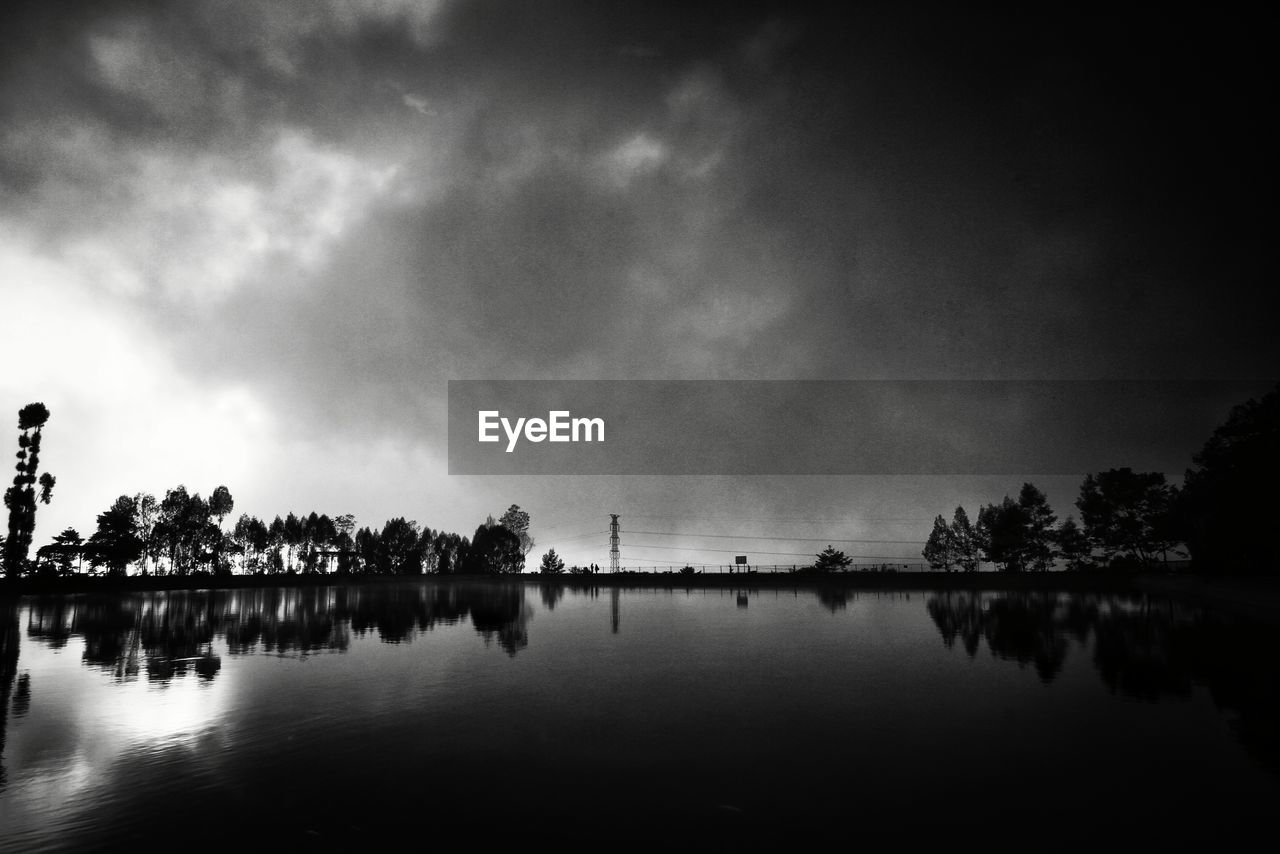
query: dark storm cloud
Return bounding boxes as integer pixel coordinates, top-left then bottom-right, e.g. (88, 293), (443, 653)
(2, 1), (1274, 453)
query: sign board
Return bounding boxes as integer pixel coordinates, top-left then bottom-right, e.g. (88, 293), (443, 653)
(735, 556), (747, 565)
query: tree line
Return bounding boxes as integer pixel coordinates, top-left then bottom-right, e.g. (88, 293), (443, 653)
(920, 383), (1278, 573)
(3, 382), (1276, 578)
(0, 409), (538, 578)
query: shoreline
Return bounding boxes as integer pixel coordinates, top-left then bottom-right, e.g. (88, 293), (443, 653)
(4, 571), (1278, 621)
(0, 569), (1154, 596)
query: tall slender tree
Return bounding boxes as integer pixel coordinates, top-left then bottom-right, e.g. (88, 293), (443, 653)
(208, 486), (234, 573)
(1020, 483), (1058, 572)
(951, 506), (981, 572)
(133, 493), (160, 575)
(4, 403), (56, 577)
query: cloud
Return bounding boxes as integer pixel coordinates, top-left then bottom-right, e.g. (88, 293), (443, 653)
(601, 133), (669, 188)
(40, 129), (399, 302)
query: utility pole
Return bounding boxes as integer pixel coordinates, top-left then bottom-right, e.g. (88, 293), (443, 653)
(609, 514), (620, 573)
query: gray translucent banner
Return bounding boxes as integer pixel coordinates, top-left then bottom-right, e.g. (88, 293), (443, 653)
(447, 380), (1270, 475)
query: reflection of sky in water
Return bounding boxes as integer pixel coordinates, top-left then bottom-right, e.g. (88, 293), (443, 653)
(2, 628), (234, 830)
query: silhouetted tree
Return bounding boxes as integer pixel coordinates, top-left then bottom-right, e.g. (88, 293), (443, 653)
(539, 548), (565, 574)
(209, 485), (233, 528)
(156, 486), (217, 575)
(977, 497), (1027, 571)
(283, 512), (303, 572)
(813, 546), (853, 572)
(208, 486), (234, 573)
(133, 493), (161, 574)
(380, 517), (423, 574)
(4, 403), (56, 577)
(87, 495), (145, 576)
(266, 515), (286, 573)
(354, 526), (379, 574)
(428, 530), (466, 575)
(465, 522), (523, 574)
(49, 527), (83, 575)
(499, 504), (534, 558)
(923, 515), (955, 571)
(333, 514), (357, 574)
(1180, 384), (1279, 575)
(952, 507), (980, 572)
(977, 484), (1057, 571)
(1020, 483), (1057, 572)
(1077, 468), (1178, 568)
(1055, 516), (1093, 571)
(232, 513), (270, 574)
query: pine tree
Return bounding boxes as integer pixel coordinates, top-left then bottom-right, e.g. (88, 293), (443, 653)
(539, 548), (565, 574)
(814, 546), (853, 572)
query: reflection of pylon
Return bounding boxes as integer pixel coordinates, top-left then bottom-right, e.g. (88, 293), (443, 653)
(609, 514), (620, 573)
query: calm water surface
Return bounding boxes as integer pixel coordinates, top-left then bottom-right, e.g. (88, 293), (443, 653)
(1, 582), (1277, 849)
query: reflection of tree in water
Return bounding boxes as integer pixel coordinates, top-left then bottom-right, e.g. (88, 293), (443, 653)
(927, 591), (985, 657)
(19, 582), (538, 689)
(1, 601), (18, 793)
(928, 592), (1070, 681)
(224, 588), (351, 655)
(136, 594), (222, 684)
(467, 584), (531, 656)
(926, 591), (1280, 775)
(349, 584), (470, 643)
(817, 588), (850, 613)
(25, 596), (73, 649)
(982, 594), (1069, 682)
(539, 582), (563, 612)
(79, 596), (143, 680)
(1092, 601), (1194, 701)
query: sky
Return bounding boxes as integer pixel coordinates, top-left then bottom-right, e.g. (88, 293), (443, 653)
(0, 1), (1274, 568)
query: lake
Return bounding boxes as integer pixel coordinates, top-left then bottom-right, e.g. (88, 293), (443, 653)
(1, 581), (1276, 849)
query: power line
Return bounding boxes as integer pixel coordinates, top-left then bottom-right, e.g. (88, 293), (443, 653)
(625, 513), (930, 524)
(618, 556), (920, 566)
(623, 530), (924, 544)
(540, 517), (607, 531)
(545, 513), (930, 525)
(620, 544), (919, 559)
(546, 530), (609, 542)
